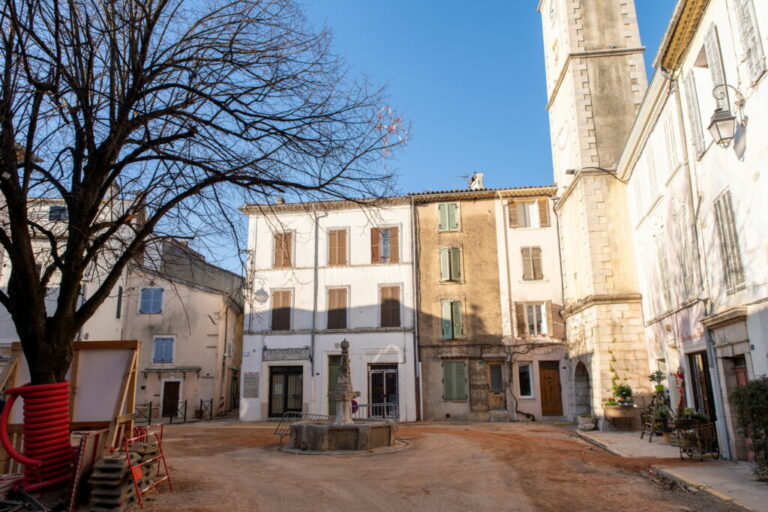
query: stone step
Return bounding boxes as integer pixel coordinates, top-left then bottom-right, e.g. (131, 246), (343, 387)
(489, 410), (512, 422)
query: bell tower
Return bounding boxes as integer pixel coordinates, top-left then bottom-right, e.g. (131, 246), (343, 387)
(538, 0), (651, 423)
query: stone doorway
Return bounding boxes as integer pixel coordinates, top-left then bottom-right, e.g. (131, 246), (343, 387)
(574, 362), (592, 416)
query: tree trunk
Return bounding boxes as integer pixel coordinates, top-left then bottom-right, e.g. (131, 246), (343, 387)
(21, 330), (74, 385)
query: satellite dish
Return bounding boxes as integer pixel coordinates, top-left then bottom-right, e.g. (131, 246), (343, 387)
(254, 288), (269, 304)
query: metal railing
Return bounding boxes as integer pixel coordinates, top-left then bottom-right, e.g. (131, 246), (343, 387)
(274, 412), (330, 441)
(135, 399), (215, 425)
(353, 403), (399, 421)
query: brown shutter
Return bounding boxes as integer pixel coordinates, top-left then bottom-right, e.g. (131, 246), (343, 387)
(508, 201), (519, 228)
(532, 247), (543, 280)
(328, 230), (338, 266)
(328, 288), (347, 329)
(338, 229), (347, 265)
(389, 227), (399, 264)
(273, 233), (283, 268)
(371, 228), (381, 264)
(545, 300), (553, 338)
(552, 303), (565, 340)
(274, 232), (292, 268)
(538, 199), (550, 227)
(381, 286), (400, 327)
(521, 247), (533, 280)
(271, 290), (291, 330)
(515, 302), (527, 338)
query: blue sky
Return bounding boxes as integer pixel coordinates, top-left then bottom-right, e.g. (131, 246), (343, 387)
(299, 1), (677, 193)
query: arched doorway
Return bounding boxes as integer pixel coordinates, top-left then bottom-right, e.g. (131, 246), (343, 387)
(574, 362), (592, 416)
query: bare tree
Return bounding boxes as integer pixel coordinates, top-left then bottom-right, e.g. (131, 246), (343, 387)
(0, 0), (403, 384)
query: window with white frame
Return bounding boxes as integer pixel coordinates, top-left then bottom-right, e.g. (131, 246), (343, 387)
(516, 302), (548, 337)
(734, 0), (765, 84)
(139, 288), (163, 314)
(509, 199), (550, 229)
(153, 337), (174, 363)
(518, 363), (533, 398)
(714, 190), (745, 293)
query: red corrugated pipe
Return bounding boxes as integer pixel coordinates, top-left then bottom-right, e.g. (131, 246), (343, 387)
(1, 382), (74, 490)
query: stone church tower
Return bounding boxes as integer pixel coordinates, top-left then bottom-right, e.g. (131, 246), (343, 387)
(538, 0), (651, 421)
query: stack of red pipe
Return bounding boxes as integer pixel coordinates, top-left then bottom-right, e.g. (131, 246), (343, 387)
(1, 382), (73, 491)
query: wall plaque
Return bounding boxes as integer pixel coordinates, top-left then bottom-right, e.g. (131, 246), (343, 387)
(243, 372), (259, 398)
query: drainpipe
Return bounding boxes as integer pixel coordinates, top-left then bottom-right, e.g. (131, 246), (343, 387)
(410, 196), (423, 421)
(310, 206), (326, 377)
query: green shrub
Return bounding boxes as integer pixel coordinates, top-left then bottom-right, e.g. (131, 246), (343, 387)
(730, 377), (768, 482)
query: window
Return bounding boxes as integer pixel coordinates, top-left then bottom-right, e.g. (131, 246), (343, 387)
(489, 363), (503, 393)
(734, 0), (765, 84)
(657, 237), (673, 312)
(139, 288), (163, 314)
(371, 227), (399, 264)
(714, 191), (745, 293)
(518, 363), (533, 398)
(48, 205), (68, 221)
(515, 302), (552, 338)
(442, 361), (467, 401)
(663, 111), (680, 176)
(439, 247), (461, 282)
(509, 199), (549, 228)
(153, 337), (174, 363)
(273, 232), (293, 268)
(521, 247), (543, 280)
(380, 285), (401, 328)
(328, 229), (348, 266)
(438, 203), (460, 231)
(441, 300), (464, 339)
(327, 287), (348, 329)
(115, 285), (123, 319)
(271, 290), (291, 331)
(683, 72), (706, 157)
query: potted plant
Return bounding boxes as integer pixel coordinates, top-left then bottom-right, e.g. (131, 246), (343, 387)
(613, 383), (634, 406)
(675, 408), (709, 429)
(649, 370), (666, 393)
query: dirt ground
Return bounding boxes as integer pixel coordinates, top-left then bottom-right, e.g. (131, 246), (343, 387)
(142, 421), (744, 512)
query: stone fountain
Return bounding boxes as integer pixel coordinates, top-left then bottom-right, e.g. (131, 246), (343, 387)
(289, 340), (395, 452)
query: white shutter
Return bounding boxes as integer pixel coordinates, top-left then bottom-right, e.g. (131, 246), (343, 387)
(683, 72), (706, 156)
(646, 146), (658, 199)
(735, 0), (766, 83)
(663, 112), (679, 175)
(704, 24), (730, 111)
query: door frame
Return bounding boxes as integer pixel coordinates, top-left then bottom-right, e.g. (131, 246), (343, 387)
(160, 378), (183, 417)
(268, 365), (304, 418)
(367, 363), (399, 405)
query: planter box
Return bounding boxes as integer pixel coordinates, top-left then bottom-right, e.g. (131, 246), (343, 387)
(603, 405), (638, 419)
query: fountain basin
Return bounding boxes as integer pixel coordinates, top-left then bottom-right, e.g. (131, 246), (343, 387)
(290, 421), (395, 451)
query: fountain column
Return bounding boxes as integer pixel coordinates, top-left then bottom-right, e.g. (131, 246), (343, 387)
(328, 340), (359, 425)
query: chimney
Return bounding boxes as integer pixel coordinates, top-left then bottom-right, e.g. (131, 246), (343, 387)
(469, 172), (484, 190)
(275, 197), (285, 205)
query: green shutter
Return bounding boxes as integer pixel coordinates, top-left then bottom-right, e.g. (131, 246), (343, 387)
(452, 301), (464, 339)
(450, 247), (461, 280)
(439, 248), (451, 281)
(438, 203), (448, 231)
(447, 203), (458, 230)
(441, 300), (453, 339)
(443, 362), (466, 401)
(443, 363), (454, 400)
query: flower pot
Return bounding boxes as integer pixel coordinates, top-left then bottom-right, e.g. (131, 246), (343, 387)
(655, 384), (665, 392)
(577, 415), (594, 427)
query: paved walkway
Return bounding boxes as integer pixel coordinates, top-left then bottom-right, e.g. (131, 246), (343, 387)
(577, 429), (768, 511)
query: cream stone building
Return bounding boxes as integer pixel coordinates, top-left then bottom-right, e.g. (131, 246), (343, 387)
(538, 0), (652, 424)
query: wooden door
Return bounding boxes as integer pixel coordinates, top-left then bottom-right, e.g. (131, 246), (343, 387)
(539, 361), (563, 416)
(487, 363), (506, 410)
(162, 381), (180, 417)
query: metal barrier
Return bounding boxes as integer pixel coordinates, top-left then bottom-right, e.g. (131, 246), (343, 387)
(274, 412), (330, 441)
(353, 403), (399, 421)
(136, 399), (215, 425)
(135, 403), (153, 425)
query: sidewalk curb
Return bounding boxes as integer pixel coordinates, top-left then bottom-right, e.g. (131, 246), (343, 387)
(650, 465), (752, 511)
(573, 431), (752, 511)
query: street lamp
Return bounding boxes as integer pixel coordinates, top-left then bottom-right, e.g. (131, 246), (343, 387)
(708, 83), (746, 149)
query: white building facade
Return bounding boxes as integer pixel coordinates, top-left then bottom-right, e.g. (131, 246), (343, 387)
(621, 0), (768, 460)
(239, 198), (418, 422)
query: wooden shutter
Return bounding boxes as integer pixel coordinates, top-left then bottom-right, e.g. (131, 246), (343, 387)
(735, 0), (766, 83)
(705, 24), (729, 111)
(443, 362), (466, 401)
(337, 229), (347, 265)
(450, 247), (461, 281)
(441, 301), (453, 339)
(381, 286), (400, 327)
(274, 232), (292, 268)
(664, 112), (679, 174)
(538, 199), (550, 227)
(532, 247), (543, 280)
(715, 191), (745, 292)
(439, 248), (451, 281)
(515, 302), (527, 338)
(271, 290), (291, 330)
(451, 301), (464, 339)
(328, 229), (338, 266)
(370, 228), (381, 264)
(521, 247), (533, 280)
(389, 227), (399, 263)
(328, 288), (347, 329)
(551, 303), (565, 340)
(447, 203), (458, 230)
(545, 300), (553, 337)
(438, 203), (448, 231)
(508, 201), (519, 228)
(683, 72), (705, 157)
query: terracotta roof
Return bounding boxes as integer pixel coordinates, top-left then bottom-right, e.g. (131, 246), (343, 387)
(240, 185), (557, 214)
(653, 0), (709, 70)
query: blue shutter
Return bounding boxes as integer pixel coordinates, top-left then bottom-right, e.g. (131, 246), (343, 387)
(154, 288), (164, 313)
(140, 289), (150, 313)
(154, 338), (173, 362)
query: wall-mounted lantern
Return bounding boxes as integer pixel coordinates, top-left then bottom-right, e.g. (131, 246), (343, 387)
(708, 83), (746, 149)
